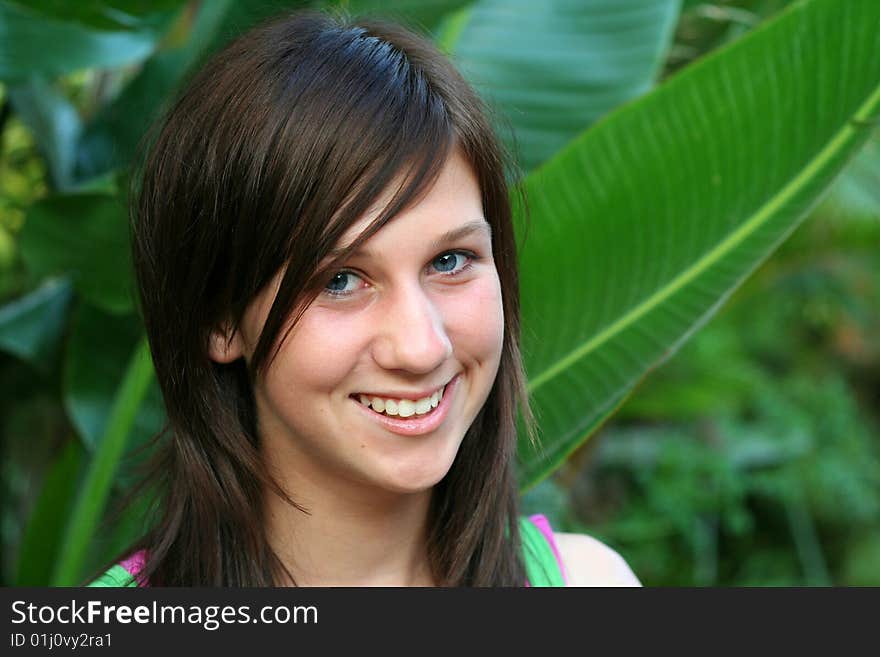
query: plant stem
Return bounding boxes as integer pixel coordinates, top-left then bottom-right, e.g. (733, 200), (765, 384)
(51, 335), (153, 586)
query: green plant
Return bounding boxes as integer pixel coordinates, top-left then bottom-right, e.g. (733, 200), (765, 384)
(523, 143), (880, 584)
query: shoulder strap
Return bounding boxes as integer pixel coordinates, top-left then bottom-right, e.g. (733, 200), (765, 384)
(519, 514), (567, 587)
(87, 550), (147, 587)
(87, 564), (139, 588)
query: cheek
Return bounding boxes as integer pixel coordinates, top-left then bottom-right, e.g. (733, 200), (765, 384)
(268, 315), (366, 392)
(444, 273), (505, 361)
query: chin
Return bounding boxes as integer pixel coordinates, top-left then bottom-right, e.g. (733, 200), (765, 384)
(378, 458), (455, 495)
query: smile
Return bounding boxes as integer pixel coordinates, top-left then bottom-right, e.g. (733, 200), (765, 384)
(354, 383), (446, 417)
(349, 374), (460, 437)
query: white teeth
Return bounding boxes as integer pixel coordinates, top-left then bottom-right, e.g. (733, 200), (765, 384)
(355, 383), (448, 417)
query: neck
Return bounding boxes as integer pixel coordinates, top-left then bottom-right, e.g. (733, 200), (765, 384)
(262, 459), (437, 587)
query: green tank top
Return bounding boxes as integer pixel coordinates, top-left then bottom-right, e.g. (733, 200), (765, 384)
(519, 514), (567, 586)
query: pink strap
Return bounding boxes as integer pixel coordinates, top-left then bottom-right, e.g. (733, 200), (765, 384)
(119, 549), (149, 586)
(528, 514), (569, 585)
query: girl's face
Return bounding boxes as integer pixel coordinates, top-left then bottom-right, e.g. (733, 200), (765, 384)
(212, 150), (504, 495)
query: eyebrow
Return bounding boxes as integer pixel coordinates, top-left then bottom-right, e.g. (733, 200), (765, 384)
(327, 219), (492, 260)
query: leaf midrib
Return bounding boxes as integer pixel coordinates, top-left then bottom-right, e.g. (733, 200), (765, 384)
(527, 82), (880, 394)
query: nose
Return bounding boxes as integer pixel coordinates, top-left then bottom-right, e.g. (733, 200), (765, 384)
(371, 282), (452, 374)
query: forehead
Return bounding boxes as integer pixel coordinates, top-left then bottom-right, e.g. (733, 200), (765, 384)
(329, 150), (489, 257)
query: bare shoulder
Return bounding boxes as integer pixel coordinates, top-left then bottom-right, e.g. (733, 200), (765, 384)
(553, 532), (642, 587)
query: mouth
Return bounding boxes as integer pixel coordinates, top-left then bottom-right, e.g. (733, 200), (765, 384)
(351, 381), (448, 417)
(349, 374), (460, 437)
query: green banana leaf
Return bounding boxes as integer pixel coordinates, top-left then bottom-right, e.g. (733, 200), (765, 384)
(341, 0), (472, 32)
(64, 301), (165, 454)
(515, 0), (880, 488)
(7, 78), (81, 190)
(7, 0), (185, 32)
(0, 0), (162, 80)
(823, 133), (880, 221)
(0, 277), (72, 372)
(19, 193), (134, 313)
(445, 0), (681, 172)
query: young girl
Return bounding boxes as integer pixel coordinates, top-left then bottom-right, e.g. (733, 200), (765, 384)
(91, 9), (639, 587)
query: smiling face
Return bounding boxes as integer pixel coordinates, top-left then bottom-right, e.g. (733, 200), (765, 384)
(209, 150), (504, 495)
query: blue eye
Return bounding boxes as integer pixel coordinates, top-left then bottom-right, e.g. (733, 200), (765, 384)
(432, 252), (470, 274)
(324, 271), (363, 296)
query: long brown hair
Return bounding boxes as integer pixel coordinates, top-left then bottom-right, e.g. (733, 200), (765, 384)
(128, 8), (535, 586)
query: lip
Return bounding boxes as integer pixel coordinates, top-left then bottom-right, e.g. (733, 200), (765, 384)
(350, 374), (460, 437)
